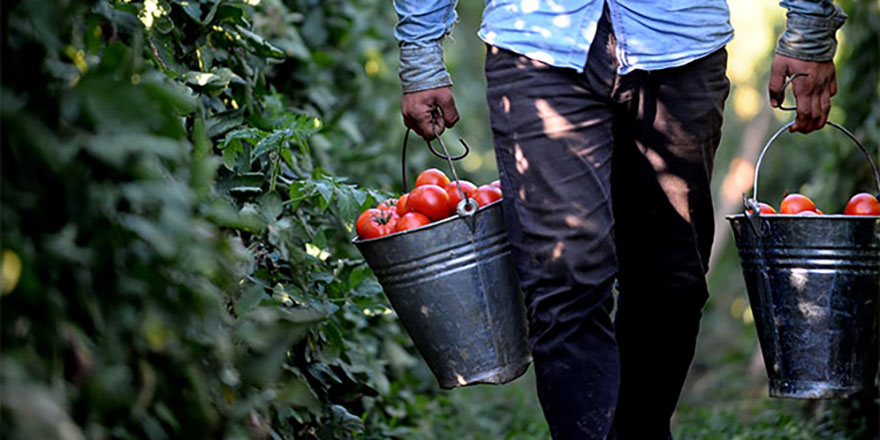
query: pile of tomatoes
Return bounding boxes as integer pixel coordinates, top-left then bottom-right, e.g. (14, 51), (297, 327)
(751, 192), (880, 216)
(356, 168), (503, 240)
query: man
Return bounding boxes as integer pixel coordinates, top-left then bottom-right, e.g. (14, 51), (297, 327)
(393, 1), (846, 438)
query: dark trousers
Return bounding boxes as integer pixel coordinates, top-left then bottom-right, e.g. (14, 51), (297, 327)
(484, 11), (729, 440)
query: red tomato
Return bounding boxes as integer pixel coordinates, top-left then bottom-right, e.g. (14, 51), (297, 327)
(844, 193), (880, 216)
(356, 208), (398, 239)
(490, 179), (502, 190)
(473, 185), (502, 207)
(395, 212), (431, 232)
(747, 202), (777, 215)
(415, 168), (450, 187)
(377, 198), (397, 211)
(444, 180), (478, 212)
(408, 184), (451, 221)
(780, 194), (816, 214)
(396, 193), (410, 216)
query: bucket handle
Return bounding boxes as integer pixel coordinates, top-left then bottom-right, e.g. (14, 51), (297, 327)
(401, 108), (479, 217)
(750, 74), (880, 204)
(752, 121), (880, 202)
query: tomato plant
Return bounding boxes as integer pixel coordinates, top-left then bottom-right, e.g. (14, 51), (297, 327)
(416, 168), (451, 187)
(844, 193), (880, 215)
(408, 184), (451, 221)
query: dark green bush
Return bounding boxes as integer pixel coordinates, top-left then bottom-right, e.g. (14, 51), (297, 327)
(0, 1), (437, 438)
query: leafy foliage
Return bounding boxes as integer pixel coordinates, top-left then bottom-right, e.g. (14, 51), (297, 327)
(3, 0), (877, 438)
(0, 0), (447, 438)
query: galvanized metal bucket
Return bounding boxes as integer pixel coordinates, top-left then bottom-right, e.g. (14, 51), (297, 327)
(727, 120), (880, 399)
(353, 127), (531, 389)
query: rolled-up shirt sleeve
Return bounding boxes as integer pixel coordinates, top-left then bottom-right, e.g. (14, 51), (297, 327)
(393, 0), (458, 93)
(777, 0), (847, 62)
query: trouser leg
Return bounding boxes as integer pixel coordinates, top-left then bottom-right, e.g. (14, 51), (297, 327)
(484, 33), (621, 440)
(610, 48), (730, 440)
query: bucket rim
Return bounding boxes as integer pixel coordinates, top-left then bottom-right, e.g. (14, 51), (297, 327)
(352, 199), (503, 245)
(726, 213), (880, 221)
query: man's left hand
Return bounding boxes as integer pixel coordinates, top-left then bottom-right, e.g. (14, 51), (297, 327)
(768, 54), (837, 134)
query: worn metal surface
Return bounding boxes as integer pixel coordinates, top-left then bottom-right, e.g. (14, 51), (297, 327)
(728, 214), (880, 399)
(354, 201), (531, 389)
(728, 118), (880, 399)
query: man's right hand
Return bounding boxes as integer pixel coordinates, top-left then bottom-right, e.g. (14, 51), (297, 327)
(768, 54), (837, 134)
(401, 86), (460, 140)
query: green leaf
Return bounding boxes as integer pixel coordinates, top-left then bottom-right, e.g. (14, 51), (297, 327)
(209, 111), (245, 138)
(141, 72), (199, 115)
(222, 141), (242, 170)
(148, 31), (187, 77)
(179, 1), (203, 23)
(287, 181), (310, 211)
(210, 3), (242, 26)
(229, 172), (264, 195)
(182, 68), (245, 90)
(312, 228), (328, 251)
(280, 149), (295, 170)
(192, 109), (211, 157)
(236, 203), (265, 232)
(153, 14), (175, 34)
(348, 265), (371, 290)
(329, 405), (364, 434)
(349, 186), (368, 208)
(259, 191), (283, 221)
(235, 25), (285, 59)
(335, 186), (360, 228)
(321, 322), (345, 350)
(252, 129), (285, 159)
(352, 279), (383, 298)
(277, 306), (329, 324)
(235, 283), (265, 316)
(314, 180), (333, 209)
(222, 127), (265, 148)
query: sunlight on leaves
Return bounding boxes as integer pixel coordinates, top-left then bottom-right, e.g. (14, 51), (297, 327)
(1, 250), (22, 295)
(139, 0), (169, 29)
(305, 243), (330, 261)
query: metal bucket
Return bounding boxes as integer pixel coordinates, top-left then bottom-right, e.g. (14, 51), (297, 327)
(354, 201), (531, 389)
(727, 120), (880, 399)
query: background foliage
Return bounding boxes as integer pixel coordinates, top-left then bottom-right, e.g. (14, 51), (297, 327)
(1, 0), (878, 439)
(2, 1), (437, 438)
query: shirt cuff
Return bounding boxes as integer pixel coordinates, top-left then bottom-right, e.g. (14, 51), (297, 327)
(399, 40), (453, 94)
(776, 4), (847, 62)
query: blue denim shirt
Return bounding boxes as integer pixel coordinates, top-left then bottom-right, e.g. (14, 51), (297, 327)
(394, 0), (846, 93)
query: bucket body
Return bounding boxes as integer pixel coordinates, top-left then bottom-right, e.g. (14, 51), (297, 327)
(728, 214), (880, 399)
(354, 202), (531, 389)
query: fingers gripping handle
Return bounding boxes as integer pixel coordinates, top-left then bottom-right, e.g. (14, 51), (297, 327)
(401, 108), (476, 215)
(776, 72), (808, 112)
